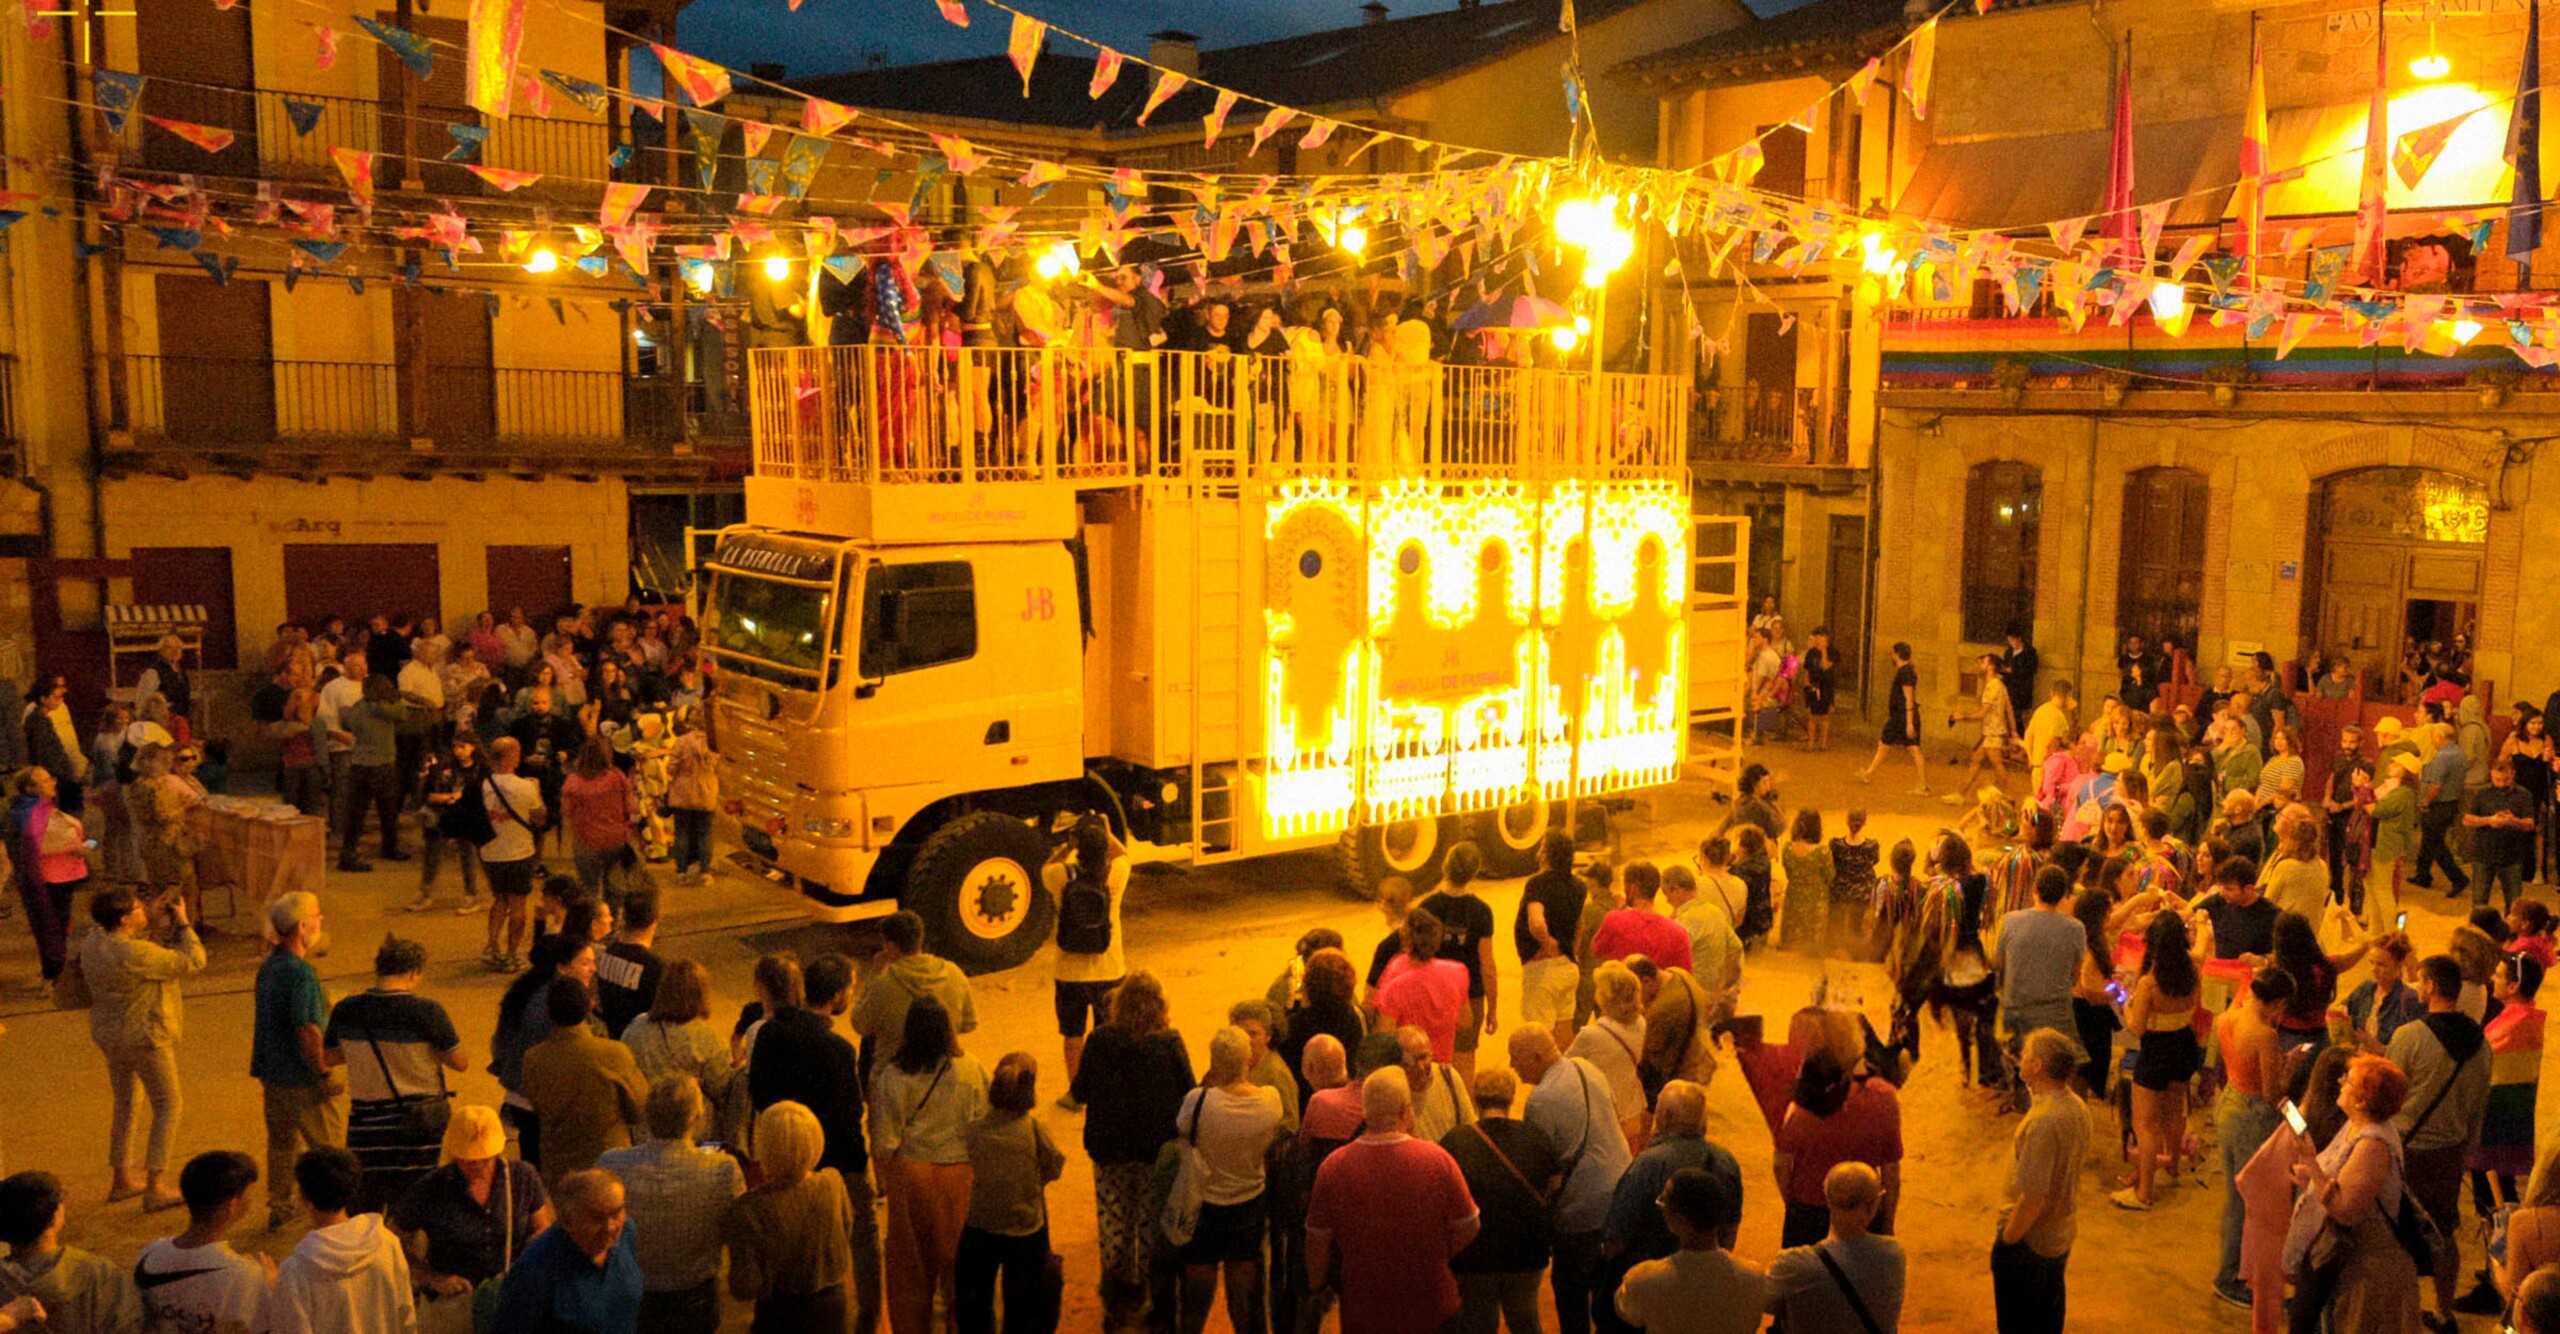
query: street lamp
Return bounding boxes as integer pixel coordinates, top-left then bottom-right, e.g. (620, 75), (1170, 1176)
(762, 254), (792, 282)
(521, 248), (559, 275)
(1553, 194), (1632, 375)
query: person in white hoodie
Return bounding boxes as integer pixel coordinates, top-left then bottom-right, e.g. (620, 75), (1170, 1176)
(263, 1148), (415, 1334)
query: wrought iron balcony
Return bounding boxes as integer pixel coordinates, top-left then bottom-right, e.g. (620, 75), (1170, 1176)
(124, 354), (634, 450)
(119, 84), (616, 196)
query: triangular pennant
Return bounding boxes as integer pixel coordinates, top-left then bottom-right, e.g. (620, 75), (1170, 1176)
(464, 164), (541, 191)
(2135, 201), (2169, 259)
(312, 23), (341, 70)
(779, 134), (829, 200)
(1300, 119), (1336, 151)
(928, 132), (984, 175)
(146, 117), (235, 155)
(933, 0), (967, 25)
(354, 16), (434, 80)
(1138, 70), (1187, 126)
(1204, 90), (1237, 149)
(2392, 108), (2478, 190)
(464, 0), (527, 117)
(540, 69), (610, 114)
(1019, 160), (1065, 190)
(2276, 311), (2328, 359)
(2305, 244), (2351, 301)
(194, 251), (237, 286)
(92, 70), (144, 135)
(144, 226), (200, 251)
(801, 96), (857, 137)
(1900, 18), (1938, 119)
(1251, 105), (1296, 155)
(601, 181), (650, 230)
(291, 238), (347, 264)
(683, 108), (724, 191)
(444, 123), (489, 161)
(653, 45), (732, 105)
(1090, 48), (1124, 100)
(2047, 216), (2090, 252)
(744, 158), (779, 196)
(330, 146), (376, 210)
(1007, 12), (1044, 94)
(282, 98), (325, 135)
(740, 120), (773, 157)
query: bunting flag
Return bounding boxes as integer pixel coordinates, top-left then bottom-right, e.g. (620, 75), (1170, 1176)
(2236, 27), (2268, 283)
(684, 109), (724, 190)
(929, 132), (985, 175)
(465, 0), (527, 116)
(444, 124), (489, 162)
(313, 24), (340, 70)
(514, 71), (552, 116)
(1300, 118), (1336, 150)
(540, 69), (610, 114)
(740, 121), (773, 157)
(2135, 200), (2169, 260)
(2304, 244), (2350, 300)
(1089, 47), (1123, 100)
(1351, 129), (1394, 161)
(2354, 0), (2390, 283)
(2047, 215), (2090, 252)
(2101, 43), (2136, 266)
(1728, 141), (1763, 185)
(356, 17), (434, 80)
(2510, 0), (2544, 263)
(654, 45), (732, 105)
(737, 191), (784, 215)
(194, 252), (238, 286)
(802, 96), (858, 136)
(608, 144), (634, 170)
(283, 98), (325, 135)
(291, 238), (347, 264)
(1007, 12), (1044, 94)
(1252, 105), (1296, 154)
(779, 133), (829, 199)
(144, 226), (200, 250)
(2165, 233), (2210, 282)
(2197, 252), (2243, 305)
(2392, 109), (2477, 189)
(1018, 159), (1065, 189)
(933, 0), (967, 25)
(2276, 311), (2327, 359)
(1900, 18), (1938, 118)
(465, 164), (540, 191)
(147, 117), (235, 154)
(744, 158), (778, 195)
(611, 220), (656, 277)
(1138, 70), (1187, 126)
(93, 70), (143, 135)
(600, 181), (650, 229)
(1846, 56), (1881, 100)
(1204, 90), (1238, 149)
(331, 146), (375, 209)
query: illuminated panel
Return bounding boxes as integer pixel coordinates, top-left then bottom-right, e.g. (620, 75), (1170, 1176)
(1260, 478), (1366, 838)
(1572, 481), (1691, 793)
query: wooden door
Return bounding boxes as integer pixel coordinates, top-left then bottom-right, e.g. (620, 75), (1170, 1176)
(129, 547), (238, 668)
(1823, 513), (1865, 686)
(135, 0), (256, 175)
(2118, 467), (2209, 653)
(398, 288), (495, 445)
(2318, 541), (2404, 688)
(284, 543), (441, 627)
(155, 274), (274, 444)
(484, 545), (573, 622)
(380, 14), (479, 195)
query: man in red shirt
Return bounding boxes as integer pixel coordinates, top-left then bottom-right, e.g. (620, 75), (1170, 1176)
(1306, 1066), (1481, 1333)
(1590, 864), (1694, 973)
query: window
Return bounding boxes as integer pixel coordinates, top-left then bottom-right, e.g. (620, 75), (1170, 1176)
(1756, 124), (1808, 199)
(2117, 467), (2209, 654)
(705, 571), (835, 682)
(859, 561), (977, 677)
(1961, 461), (2042, 643)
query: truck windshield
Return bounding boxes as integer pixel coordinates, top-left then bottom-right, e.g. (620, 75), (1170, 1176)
(704, 570), (837, 684)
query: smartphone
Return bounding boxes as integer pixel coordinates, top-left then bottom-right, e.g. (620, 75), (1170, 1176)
(2282, 1099), (2308, 1137)
(2396, 911), (2409, 932)
(2105, 979), (2129, 1005)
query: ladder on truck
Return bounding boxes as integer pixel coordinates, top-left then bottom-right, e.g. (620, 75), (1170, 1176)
(1685, 514), (1751, 799)
(1188, 487), (1254, 862)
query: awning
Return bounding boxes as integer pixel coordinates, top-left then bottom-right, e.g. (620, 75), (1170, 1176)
(2252, 83), (2519, 218)
(1895, 114), (2241, 233)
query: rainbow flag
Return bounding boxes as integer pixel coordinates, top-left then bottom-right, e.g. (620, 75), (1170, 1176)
(2474, 1001), (2544, 1178)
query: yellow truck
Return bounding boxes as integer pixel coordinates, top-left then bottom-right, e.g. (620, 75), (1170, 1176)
(701, 341), (1745, 970)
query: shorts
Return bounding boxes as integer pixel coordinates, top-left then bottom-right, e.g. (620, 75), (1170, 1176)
(1179, 1193), (1268, 1266)
(1521, 956), (1580, 1024)
(1055, 978), (1119, 1039)
(2132, 1026), (2201, 1092)
(484, 856), (538, 901)
(1455, 996), (1484, 1055)
(2405, 1142), (2466, 1239)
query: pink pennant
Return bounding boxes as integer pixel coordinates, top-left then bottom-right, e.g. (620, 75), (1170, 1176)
(1203, 89), (1237, 149)
(1138, 71), (1186, 126)
(741, 121), (773, 156)
(929, 133), (984, 175)
(329, 146), (374, 209)
(516, 70), (553, 117)
(601, 181), (651, 230)
(1251, 105), (1295, 155)
(802, 97), (857, 137)
(729, 220), (775, 248)
(2046, 216), (2090, 252)
(736, 194), (784, 215)
(1018, 160), (1065, 189)
(875, 202), (912, 228)
(1299, 119), (1335, 150)
(652, 45), (732, 105)
(932, 0), (967, 26)
(1089, 48), (1123, 100)
(313, 23), (340, 70)
(464, 164), (541, 191)
(147, 117), (236, 154)
(611, 221), (657, 276)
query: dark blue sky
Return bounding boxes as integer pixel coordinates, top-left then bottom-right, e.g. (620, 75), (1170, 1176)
(676, 0), (1812, 85)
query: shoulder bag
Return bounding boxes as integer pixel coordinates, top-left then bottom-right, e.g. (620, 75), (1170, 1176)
(1158, 1087), (1210, 1248)
(469, 1165), (514, 1334)
(1468, 1122), (1552, 1210)
(366, 1027), (453, 1142)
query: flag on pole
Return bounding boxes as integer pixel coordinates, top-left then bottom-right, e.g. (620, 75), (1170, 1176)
(2101, 40), (2136, 267)
(2355, 0), (2390, 283)
(2236, 26), (2268, 284)
(2509, 0), (2544, 264)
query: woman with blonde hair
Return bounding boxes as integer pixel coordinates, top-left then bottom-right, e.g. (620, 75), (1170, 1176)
(1569, 960), (1650, 1151)
(126, 744), (205, 925)
(1172, 1028), (1284, 1334)
(724, 1100), (857, 1331)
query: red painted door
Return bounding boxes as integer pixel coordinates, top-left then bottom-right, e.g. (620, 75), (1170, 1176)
(283, 543), (440, 628)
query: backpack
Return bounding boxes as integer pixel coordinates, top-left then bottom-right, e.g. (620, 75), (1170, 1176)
(249, 683), (290, 723)
(1055, 860), (1113, 954)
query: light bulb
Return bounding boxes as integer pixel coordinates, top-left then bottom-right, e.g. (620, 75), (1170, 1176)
(1573, 314), (1592, 334)
(2411, 52), (2449, 79)
(521, 248), (558, 275)
(1550, 326), (1580, 351)
(1859, 231), (1899, 276)
(687, 263), (714, 294)
(762, 255), (790, 282)
(1338, 225), (1368, 255)
(2147, 281), (2187, 320)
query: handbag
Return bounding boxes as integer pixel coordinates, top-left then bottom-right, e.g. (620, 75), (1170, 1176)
(366, 1031), (453, 1143)
(1158, 1088), (1210, 1248)
(469, 1165), (513, 1334)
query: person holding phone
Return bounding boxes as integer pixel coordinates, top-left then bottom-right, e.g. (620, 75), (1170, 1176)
(2285, 1055), (2421, 1334)
(2211, 968), (2293, 1308)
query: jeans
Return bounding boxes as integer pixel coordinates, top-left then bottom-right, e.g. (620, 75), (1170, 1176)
(574, 844), (632, 906)
(17, 874), (77, 980)
(261, 1081), (346, 1214)
(2414, 801), (2469, 891)
(2473, 859), (2526, 909)
(340, 763), (403, 864)
(1452, 1270), (1544, 1334)
(279, 763), (323, 817)
(325, 749), (353, 838)
(955, 1225), (1053, 1334)
(422, 829), (482, 899)
(1989, 1236), (2067, 1334)
(100, 1038), (182, 1173)
(2215, 1089), (2281, 1295)
(2325, 809), (2355, 901)
(640, 1280), (722, 1334)
(672, 808), (713, 875)
(1548, 1229), (1605, 1334)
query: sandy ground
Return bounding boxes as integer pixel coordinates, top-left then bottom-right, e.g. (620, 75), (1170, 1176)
(0, 722), (2528, 1331)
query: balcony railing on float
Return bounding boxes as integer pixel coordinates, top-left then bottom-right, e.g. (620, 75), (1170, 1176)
(747, 345), (1691, 488)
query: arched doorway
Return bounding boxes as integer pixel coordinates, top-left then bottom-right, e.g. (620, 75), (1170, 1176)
(2118, 467), (2209, 656)
(2304, 467), (2488, 694)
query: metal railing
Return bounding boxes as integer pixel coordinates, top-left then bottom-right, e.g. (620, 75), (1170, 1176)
(1697, 392), (1850, 465)
(749, 345), (1691, 487)
(127, 355), (628, 445)
(117, 85), (611, 190)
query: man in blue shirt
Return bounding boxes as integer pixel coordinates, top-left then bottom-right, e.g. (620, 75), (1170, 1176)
(251, 892), (342, 1229)
(1603, 1081), (1741, 1265)
(2411, 723), (2474, 896)
(491, 1169), (642, 1334)
(1512, 1026), (1631, 1334)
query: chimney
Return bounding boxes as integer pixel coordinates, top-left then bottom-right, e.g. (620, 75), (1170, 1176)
(1148, 30), (1200, 76)
(1361, 2), (1389, 24)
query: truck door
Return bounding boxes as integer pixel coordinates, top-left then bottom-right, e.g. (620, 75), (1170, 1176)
(843, 556), (994, 793)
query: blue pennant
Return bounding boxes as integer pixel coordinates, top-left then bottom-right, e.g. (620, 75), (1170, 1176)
(291, 239), (348, 263)
(0, 211), (22, 234)
(355, 16), (434, 81)
(349, 275), (366, 295)
(93, 70), (145, 135)
(145, 226), (201, 251)
(282, 265), (301, 292)
(609, 144), (634, 170)
(548, 297), (566, 323)
(575, 254), (609, 277)
(193, 252), (238, 285)
(540, 69), (609, 114)
(76, 242), (107, 259)
(445, 124), (488, 162)
(400, 258), (422, 287)
(283, 98), (325, 136)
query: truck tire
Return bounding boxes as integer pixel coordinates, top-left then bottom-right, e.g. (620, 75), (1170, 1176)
(906, 812), (1057, 975)
(1469, 794), (1554, 878)
(1336, 815), (1453, 897)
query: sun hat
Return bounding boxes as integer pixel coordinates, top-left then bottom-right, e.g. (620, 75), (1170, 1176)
(441, 1105), (506, 1163)
(2374, 716), (2404, 736)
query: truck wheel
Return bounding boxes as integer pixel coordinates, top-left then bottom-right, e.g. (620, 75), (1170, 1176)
(905, 812), (1057, 975)
(1469, 794), (1554, 878)
(1336, 815), (1452, 897)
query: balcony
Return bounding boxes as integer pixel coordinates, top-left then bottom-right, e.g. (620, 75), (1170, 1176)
(120, 85), (616, 197)
(1688, 388), (1854, 474)
(114, 355), (710, 480)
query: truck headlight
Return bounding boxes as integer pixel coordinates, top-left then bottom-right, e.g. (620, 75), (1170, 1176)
(803, 817), (858, 840)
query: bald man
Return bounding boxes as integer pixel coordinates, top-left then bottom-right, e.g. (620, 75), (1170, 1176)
(1304, 1069), (1480, 1334)
(1766, 1162), (1906, 1331)
(1515, 1026), (1632, 1334)
(489, 1169), (642, 1334)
